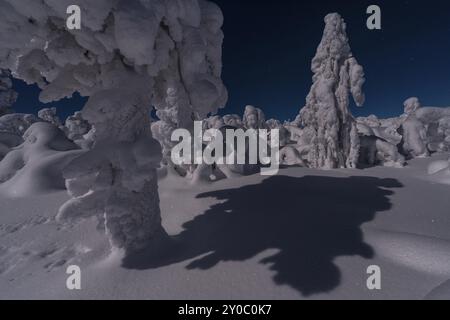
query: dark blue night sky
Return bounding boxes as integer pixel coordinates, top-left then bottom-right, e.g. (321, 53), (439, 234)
(11, 0), (450, 121)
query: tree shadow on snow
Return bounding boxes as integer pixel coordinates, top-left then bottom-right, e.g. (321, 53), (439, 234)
(123, 175), (403, 296)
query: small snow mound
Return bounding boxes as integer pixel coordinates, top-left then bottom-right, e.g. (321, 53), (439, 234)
(428, 160), (450, 175)
(366, 229), (450, 277)
(424, 280), (450, 300)
(0, 122), (84, 198)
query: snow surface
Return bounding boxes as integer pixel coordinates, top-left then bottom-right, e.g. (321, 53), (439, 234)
(1, 153), (449, 300)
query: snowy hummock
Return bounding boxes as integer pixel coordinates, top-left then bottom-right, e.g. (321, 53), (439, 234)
(0, 122), (83, 197)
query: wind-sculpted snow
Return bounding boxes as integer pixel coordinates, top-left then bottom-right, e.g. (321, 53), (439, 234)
(297, 13), (365, 169)
(0, 113), (40, 160)
(0, 0), (227, 253)
(427, 158), (450, 185)
(0, 122), (83, 197)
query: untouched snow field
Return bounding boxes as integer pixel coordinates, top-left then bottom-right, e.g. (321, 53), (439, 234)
(0, 154), (450, 300)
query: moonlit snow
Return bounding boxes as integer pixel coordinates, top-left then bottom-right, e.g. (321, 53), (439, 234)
(0, 1), (449, 300)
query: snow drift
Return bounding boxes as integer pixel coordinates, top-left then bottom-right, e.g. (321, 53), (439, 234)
(0, 122), (83, 197)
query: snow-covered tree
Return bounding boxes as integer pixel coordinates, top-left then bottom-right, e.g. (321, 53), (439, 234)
(38, 107), (63, 128)
(65, 111), (91, 141)
(243, 105), (267, 129)
(297, 13), (365, 169)
(400, 98), (429, 158)
(0, 69), (17, 116)
(0, 0), (227, 254)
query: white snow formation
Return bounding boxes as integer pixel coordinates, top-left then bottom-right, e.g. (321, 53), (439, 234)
(0, 122), (82, 197)
(0, 113), (40, 160)
(296, 13), (365, 169)
(0, 0), (227, 253)
(38, 107), (63, 129)
(0, 69), (17, 116)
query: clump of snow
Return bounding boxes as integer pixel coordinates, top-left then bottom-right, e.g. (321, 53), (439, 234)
(64, 111), (92, 149)
(404, 97), (422, 115)
(0, 122), (82, 197)
(0, 69), (17, 116)
(0, 113), (40, 137)
(38, 107), (63, 129)
(0, 113), (40, 160)
(400, 98), (429, 158)
(243, 105), (267, 129)
(296, 13), (365, 169)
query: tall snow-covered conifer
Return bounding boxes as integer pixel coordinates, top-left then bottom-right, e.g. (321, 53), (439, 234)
(298, 13), (365, 169)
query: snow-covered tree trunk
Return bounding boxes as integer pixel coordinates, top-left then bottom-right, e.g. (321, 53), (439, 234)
(298, 13), (365, 169)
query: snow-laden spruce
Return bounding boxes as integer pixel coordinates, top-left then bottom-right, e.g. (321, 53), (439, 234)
(297, 13), (365, 169)
(0, 0), (227, 253)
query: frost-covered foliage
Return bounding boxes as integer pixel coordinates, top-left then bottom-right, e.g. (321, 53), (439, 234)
(223, 114), (244, 128)
(38, 107), (62, 128)
(357, 98), (450, 164)
(358, 127), (405, 168)
(0, 0), (227, 253)
(243, 105), (267, 129)
(356, 115), (403, 146)
(297, 13), (365, 169)
(0, 122), (82, 197)
(64, 111), (92, 148)
(0, 69), (17, 116)
(397, 98), (450, 157)
(415, 107), (450, 153)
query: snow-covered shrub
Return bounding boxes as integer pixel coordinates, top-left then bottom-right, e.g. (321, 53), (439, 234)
(0, 113), (40, 159)
(297, 13), (365, 169)
(0, 0), (227, 253)
(243, 105), (267, 129)
(404, 97), (422, 115)
(64, 111), (92, 148)
(38, 107), (63, 128)
(0, 122), (82, 197)
(223, 114), (243, 128)
(0, 69), (17, 116)
(203, 115), (225, 130)
(0, 113), (39, 137)
(266, 119), (290, 147)
(399, 98), (429, 158)
(398, 98), (450, 157)
(416, 107), (450, 152)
